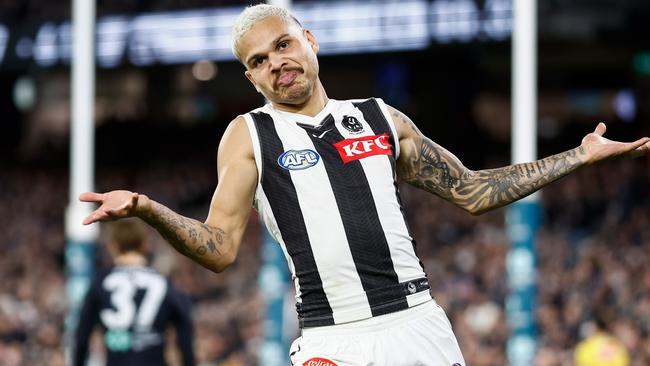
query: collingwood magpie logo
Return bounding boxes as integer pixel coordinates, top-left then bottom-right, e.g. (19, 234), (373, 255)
(341, 115), (364, 134)
(407, 282), (417, 294)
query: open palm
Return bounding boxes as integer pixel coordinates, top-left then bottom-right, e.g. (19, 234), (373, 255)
(581, 123), (650, 164)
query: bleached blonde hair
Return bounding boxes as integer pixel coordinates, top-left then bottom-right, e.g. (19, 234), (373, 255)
(231, 4), (303, 63)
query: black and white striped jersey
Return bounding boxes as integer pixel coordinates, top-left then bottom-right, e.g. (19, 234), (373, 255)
(243, 98), (431, 328)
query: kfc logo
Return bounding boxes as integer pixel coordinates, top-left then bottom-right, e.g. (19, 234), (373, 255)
(303, 357), (338, 366)
(333, 133), (392, 163)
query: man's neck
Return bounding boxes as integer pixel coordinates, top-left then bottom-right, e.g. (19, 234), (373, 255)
(114, 252), (147, 266)
(271, 81), (329, 117)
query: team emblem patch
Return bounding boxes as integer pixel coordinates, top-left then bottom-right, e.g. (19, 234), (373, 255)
(303, 357), (338, 366)
(341, 115), (364, 134)
(333, 133), (392, 163)
(407, 282), (417, 294)
(278, 149), (320, 170)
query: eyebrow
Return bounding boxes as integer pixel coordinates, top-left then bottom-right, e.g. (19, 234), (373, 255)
(245, 33), (290, 67)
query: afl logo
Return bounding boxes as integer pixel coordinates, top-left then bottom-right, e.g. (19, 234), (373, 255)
(278, 149), (320, 170)
(342, 115), (364, 134)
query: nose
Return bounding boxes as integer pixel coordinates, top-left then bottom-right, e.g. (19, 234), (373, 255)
(268, 52), (286, 71)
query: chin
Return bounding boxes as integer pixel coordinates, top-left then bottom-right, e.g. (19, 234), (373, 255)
(278, 86), (311, 105)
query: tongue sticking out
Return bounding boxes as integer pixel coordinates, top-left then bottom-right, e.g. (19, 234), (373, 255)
(277, 71), (298, 87)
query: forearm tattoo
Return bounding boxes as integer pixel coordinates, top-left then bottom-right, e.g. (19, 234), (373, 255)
(140, 202), (226, 263)
(393, 110), (587, 213)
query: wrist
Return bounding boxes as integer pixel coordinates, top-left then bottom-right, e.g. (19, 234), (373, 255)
(134, 193), (153, 219)
(575, 145), (591, 165)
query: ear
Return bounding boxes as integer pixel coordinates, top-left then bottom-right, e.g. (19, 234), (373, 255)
(304, 29), (319, 54)
(244, 70), (261, 93)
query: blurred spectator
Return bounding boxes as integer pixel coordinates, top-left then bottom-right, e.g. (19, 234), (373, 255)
(574, 314), (629, 366)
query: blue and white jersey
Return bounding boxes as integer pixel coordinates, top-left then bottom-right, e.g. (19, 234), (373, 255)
(243, 98), (431, 328)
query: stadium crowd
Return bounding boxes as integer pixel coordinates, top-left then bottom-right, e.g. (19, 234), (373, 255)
(0, 147), (649, 365)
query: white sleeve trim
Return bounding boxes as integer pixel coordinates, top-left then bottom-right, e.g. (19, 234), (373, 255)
(374, 98), (401, 160)
(242, 113), (263, 187)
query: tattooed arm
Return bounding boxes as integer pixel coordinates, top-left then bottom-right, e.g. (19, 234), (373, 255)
(80, 116), (257, 272)
(390, 106), (650, 215)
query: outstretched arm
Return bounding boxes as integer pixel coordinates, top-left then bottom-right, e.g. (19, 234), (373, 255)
(80, 116), (257, 272)
(391, 106), (650, 215)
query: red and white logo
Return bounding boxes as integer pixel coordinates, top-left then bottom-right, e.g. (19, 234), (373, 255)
(303, 357), (338, 366)
(333, 133), (392, 163)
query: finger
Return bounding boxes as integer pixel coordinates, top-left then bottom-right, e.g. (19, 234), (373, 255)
(629, 139), (650, 158)
(130, 192), (140, 211)
(79, 192), (104, 202)
(594, 122), (606, 136)
(627, 137), (650, 151)
(82, 209), (107, 225)
(82, 215), (96, 225)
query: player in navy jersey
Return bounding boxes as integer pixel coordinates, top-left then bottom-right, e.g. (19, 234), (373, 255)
(79, 4), (650, 365)
(73, 219), (195, 366)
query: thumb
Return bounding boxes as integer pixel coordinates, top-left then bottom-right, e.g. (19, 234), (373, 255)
(593, 122), (606, 136)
